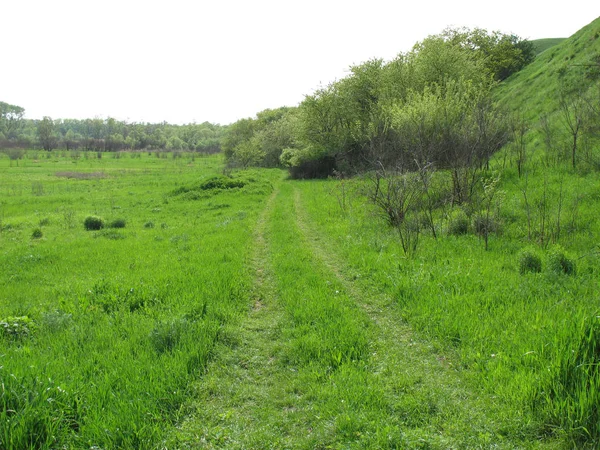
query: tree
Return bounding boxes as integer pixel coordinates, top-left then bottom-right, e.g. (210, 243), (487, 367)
(559, 90), (585, 168)
(37, 116), (57, 151)
(0, 101), (25, 140)
(437, 27), (535, 81)
(389, 79), (509, 203)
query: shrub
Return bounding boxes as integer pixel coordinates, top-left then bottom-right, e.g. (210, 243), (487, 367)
(0, 316), (36, 340)
(144, 221), (155, 229)
(518, 249), (542, 274)
(31, 228), (43, 239)
(548, 246), (576, 275)
(473, 214), (500, 236)
(83, 215), (104, 231)
(448, 210), (469, 236)
(108, 218), (126, 229)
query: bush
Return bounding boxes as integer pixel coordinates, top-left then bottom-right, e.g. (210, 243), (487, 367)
(448, 210), (469, 236)
(83, 215), (104, 231)
(144, 221), (155, 229)
(108, 218), (126, 229)
(518, 249), (542, 274)
(548, 246), (576, 275)
(31, 228), (43, 239)
(0, 316), (36, 340)
(473, 214), (500, 236)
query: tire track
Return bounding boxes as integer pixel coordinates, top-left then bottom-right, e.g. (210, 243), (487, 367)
(291, 187), (542, 449)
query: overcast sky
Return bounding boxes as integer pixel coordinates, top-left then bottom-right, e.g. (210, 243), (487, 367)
(2, 1), (598, 125)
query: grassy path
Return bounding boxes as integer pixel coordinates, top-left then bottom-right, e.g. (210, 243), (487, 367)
(169, 181), (548, 449)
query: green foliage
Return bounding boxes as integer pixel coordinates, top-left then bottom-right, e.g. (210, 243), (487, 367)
(0, 101), (25, 140)
(0, 316), (36, 340)
(518, 248), (542, 274)
(0, 110), (225, 153)
(108, 218), (126, 229)
(31, 228), (43, 239)
(472, 214), (499, 236)
(223, 107), (298, 169)
(437, 27), (536, 81)
(83, 215), (104, 231)
(37, 116), (58, 151)
(447, 209), (469, 235)
(547, 245), (576, 275)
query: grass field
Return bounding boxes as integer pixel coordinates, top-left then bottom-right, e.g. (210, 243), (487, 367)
(0, 151), (278, 448)
(1, 149), (600, 448)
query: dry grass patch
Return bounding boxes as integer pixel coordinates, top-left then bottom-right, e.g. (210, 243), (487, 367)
(55, 171), (106, 179)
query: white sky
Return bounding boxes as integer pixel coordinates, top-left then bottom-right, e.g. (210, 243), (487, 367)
(2, 1), (598, 125)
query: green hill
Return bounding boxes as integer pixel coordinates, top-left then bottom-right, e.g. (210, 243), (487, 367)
(496, 16), (600, 123)
(531, 37), (567, 55)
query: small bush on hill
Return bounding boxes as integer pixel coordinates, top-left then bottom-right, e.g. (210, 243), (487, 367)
(548, 246), (576, 275)
(31, 228), (43, 239)
(84, 216), (104, 231)
(518, 248), (542, 274)
(108, 218), (126, 229)
(0, 316), (36, 340)
(473, 214), (500, 236)
(448, 210), (469, 235)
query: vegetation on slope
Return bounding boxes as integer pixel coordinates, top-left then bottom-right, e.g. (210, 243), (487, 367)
(531, 38), (567, 55)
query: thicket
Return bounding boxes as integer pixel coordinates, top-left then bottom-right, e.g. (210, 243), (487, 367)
(222, 27), (534, 176)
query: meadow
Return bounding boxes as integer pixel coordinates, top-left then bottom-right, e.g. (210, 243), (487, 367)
(0, 151), (278, 448)
(1, 149), (600, 448)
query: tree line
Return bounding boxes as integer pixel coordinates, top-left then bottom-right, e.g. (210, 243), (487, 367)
(0, 104), (225, 153)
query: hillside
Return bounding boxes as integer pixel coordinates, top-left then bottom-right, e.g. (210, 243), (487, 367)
(531, 38), (567, 55)
(496, 16), (600, 123)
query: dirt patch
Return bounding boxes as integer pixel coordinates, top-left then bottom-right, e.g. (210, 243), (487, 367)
(55, 171), (106, 179)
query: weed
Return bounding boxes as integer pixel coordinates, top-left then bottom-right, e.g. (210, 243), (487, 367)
(0, 316), (36, 340)
(150, 318), (190, 353)
(31, 228), (43, 239)
(41, 310), (72, 332)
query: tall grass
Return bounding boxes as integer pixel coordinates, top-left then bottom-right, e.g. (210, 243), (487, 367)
(0, 152), (279, 448)
(296, 164), (600, 445)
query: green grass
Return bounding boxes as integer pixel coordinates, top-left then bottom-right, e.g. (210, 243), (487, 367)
(0, 151), (279, 448)
(531, 38), (568, 55)
(2, 143), (600, 447)
(499, 16), (600, 113)
(294, 158), (600, 446)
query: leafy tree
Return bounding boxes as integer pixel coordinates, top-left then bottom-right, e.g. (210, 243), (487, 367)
(0, 101), (25, 140)
(437, 27), (535, 81)
(37, 116), (58, 151)
(389, 79), (509, 203)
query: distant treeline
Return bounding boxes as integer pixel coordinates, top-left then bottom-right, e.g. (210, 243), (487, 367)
(0, 104), (226, 153)
(223, 27), (536, 177)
